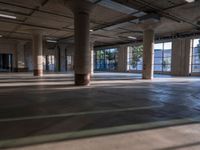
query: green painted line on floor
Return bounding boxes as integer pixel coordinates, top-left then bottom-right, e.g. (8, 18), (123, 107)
(0, 117), (200, 148)
(0, 105), (163, 122)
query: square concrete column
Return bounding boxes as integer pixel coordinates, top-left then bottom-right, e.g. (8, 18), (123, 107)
(117, 45), (128, 72)
(31, 30), (43, 76)
(139, 15), (160, 79)
(171, 38), (191, 76)
(142, 29), (155, 79)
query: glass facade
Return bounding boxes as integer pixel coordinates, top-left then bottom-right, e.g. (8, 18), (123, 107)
(127, 42), (172, 72)
(43, 55), (55, 71)
(191, 38), (200, 72)
(94, 48), (118, 71)
(127, 45), (143, 71)
(154, 42), (172, 72)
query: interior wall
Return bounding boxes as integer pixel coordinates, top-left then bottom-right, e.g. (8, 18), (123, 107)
(24, 42), (33, 71)
(16, 41), (27, 72)
(0, 40), (17, 71)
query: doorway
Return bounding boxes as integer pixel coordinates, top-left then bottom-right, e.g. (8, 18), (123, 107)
(0, 54), (13, 72)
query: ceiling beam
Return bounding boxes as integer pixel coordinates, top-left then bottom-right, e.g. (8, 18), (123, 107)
(0, 1), (73, 19)
(113, 0), (200, 28)
(0, 18), (72, 32)
(7, 0), (51, 37)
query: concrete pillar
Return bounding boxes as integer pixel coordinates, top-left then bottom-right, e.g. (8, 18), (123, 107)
(142, 29), (155, 79)
(67, 0), (94, 85)
(15, 41), (27, 72)
(31, 30), (43, 76)
(117, 45), (128, 72)
(171, 38), (191, 76)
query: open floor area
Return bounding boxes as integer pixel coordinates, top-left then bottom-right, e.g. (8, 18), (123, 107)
(0, 73), (200, 149)
(7, 123), (200, 150)
(1, 0), (200, 149)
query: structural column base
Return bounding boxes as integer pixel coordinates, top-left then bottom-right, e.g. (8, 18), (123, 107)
(142, 76), (153, 80)
(33, 69), (43, 76)
(75, 74), (90, 86)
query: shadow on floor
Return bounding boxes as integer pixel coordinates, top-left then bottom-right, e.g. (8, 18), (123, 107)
(156, 141), (200, 150)
(0, 73), (200, 149)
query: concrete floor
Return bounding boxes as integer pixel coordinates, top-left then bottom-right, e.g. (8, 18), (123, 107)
(0, 72), (200, 149)
(7, 123), (200, 150)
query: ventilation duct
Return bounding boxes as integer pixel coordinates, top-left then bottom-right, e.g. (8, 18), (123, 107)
(99, 0), (138, 14)
(139, 13), (160, 23)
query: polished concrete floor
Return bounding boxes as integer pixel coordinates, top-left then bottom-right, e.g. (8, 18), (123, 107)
(8, 123), (200, 150)
(0, 72), (200, 149)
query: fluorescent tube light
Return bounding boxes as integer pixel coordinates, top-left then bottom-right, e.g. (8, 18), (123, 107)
(47, 40), (57, 43)
(128, 36), (137, 40)
(0, 14), (16, 19)
(185, 0), (195, 2)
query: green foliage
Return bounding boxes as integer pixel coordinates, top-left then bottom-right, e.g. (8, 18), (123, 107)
(131, 45), (143, 67)
(163, 58), (170, 69)
(105, 50), (115, 60)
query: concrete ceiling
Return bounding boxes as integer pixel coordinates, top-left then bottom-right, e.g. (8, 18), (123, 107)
(0, 0), (199, 46)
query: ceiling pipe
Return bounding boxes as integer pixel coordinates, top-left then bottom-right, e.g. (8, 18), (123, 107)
(114, 0), (200, 28)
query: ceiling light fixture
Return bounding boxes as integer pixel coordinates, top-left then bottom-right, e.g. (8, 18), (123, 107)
(90, 29), (94, 32)
(0, 35), (2, 37)
(46, 40), (57, 43)
(128, 36), (137, 40)
(185, 0), (195, 3)
(0, 14), (16, 19)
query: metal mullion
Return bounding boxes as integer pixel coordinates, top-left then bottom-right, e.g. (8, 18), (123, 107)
(191, 39), (194, 73)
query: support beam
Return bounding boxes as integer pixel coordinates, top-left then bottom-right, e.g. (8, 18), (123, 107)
(171, 38), (191, 76)
(140, 19), (160, 79)
(31, 30), (43, 76)
(67, 0), (94, 86)
(142, 29), (154, 79)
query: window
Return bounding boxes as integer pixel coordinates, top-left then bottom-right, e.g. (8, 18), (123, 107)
(67, 56), (72, 65)
(43, 55), (55, 71)
(95, 48), (118, 71)
(127, 45), (143, 71)
(154, 42), (172, 72)
(191, 38), (200, 72)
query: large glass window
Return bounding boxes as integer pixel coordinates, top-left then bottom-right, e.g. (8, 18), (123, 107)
(43, 55), (55, 71)
(154, 42), (172, 72)
(191, 38), (200, 72)
(127, 45), (143, 71)
(95, 48), (118, 71)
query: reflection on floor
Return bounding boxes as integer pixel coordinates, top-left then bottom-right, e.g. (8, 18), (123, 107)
(0, 72), (200, 149)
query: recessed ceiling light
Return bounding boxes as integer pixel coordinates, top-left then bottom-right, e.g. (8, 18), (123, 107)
(90, 29), (94, 32)
(128, 36), (137, 40)
(185, 0), (195, 3)
(47, 40), (57, 43)
(0, 14), (16, 19)
(0, 35), (2, 37)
